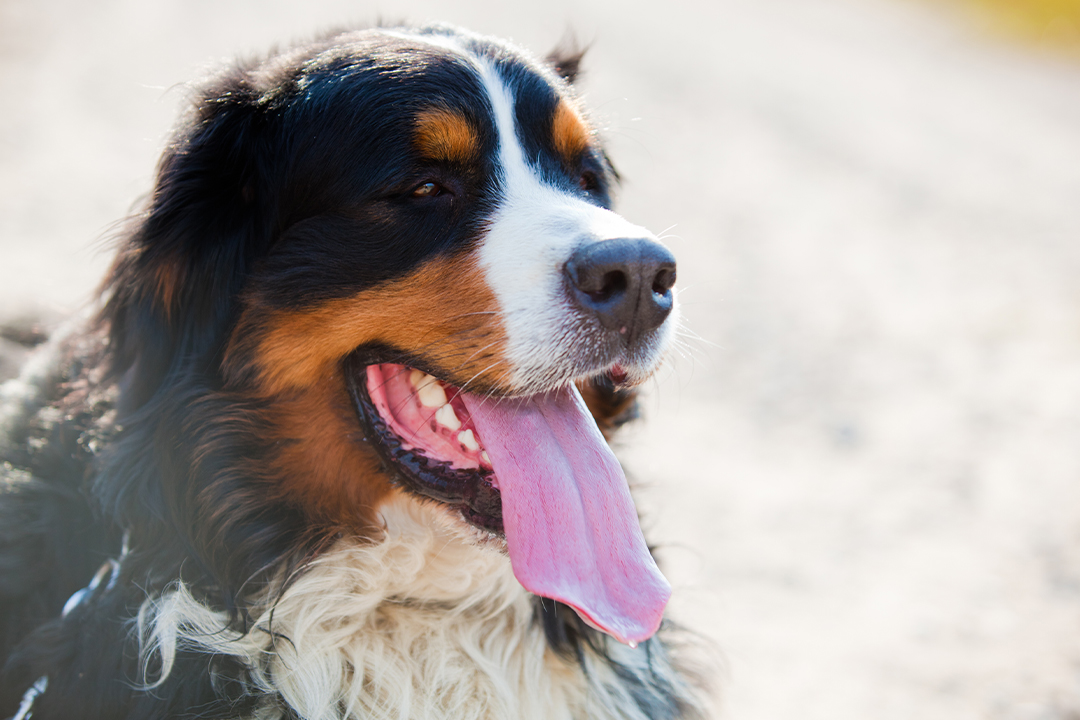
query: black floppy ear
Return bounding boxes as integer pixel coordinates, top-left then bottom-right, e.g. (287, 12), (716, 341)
(100, 68), (279, 411)
(547, 36), (588, 84)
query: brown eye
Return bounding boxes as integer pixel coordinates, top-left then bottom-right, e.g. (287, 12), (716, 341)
(579, 171), (599, 192)
(412, 181), (441, 198)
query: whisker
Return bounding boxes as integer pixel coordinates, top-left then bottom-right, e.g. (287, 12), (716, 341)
(655, 222), (678, 238)
(455, 359), (508, 400)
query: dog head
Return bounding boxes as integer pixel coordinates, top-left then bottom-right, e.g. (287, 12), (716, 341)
(101, 25), (678, 645)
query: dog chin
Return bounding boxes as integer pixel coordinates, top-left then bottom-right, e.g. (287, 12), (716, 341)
(380, 492), (509, 554)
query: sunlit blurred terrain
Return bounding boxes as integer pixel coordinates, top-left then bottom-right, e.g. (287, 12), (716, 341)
(951, 0), (1080, 53)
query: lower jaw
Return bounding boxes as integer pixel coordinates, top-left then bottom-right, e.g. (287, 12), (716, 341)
(343, 352), (505, 536)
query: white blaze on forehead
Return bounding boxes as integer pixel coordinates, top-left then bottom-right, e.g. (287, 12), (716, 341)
(471, 59), (660, 391)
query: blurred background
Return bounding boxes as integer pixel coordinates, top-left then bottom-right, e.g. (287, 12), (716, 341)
(3, 0), (1080, 717)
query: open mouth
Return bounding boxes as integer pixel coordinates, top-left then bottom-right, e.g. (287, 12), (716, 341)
(344, 351), (671, 646)
(350, 361), (505, 535)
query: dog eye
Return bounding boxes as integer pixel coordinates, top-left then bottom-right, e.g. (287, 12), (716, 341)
(411, 181), (445, 198)
(579, 171), (600, 193)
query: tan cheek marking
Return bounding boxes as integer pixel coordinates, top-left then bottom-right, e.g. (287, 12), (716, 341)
(229, 253), (509, 397)
(414, 108), (479, 163)
(552, 100), (591, 164)
(267, 368), (392, 530)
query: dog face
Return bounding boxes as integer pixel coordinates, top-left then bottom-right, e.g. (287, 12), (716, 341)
(102, 25), (677, 645)
(222, 28), (676, 395)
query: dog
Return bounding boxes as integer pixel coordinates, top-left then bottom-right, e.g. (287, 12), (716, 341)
(0, 24), (703, 720)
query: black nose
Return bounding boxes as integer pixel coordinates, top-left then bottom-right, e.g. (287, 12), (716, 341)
(564, 237), (677, 341)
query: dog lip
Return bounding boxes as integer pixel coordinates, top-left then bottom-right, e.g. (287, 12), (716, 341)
(343, 351), (505, 535)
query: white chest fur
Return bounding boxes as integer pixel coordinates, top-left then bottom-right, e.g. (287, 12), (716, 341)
(139, 496), (669, 720)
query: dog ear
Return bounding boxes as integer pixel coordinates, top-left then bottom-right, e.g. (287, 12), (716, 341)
(100, 69), (278, 411)
(95, 70), (312, 601)
(546, 35), (588, 84)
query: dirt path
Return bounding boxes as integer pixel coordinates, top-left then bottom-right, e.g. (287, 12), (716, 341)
(4, 0), (1080, 717)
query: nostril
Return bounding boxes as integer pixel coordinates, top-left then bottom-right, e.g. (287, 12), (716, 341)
(588, 270), (627, 301)
(568, 257), (629, 301)
(652, 267), (676, 295)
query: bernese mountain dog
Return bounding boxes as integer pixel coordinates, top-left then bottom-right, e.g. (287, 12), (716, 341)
(0, 24), (704, 720)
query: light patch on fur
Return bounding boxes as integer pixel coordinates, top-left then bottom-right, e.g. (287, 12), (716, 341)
(414, 108), (479, 163)
(472, 59), (679, 394)
(138, 494), (677, 720)
(0, 315), (96, 457)
(0, 347), (57, 457)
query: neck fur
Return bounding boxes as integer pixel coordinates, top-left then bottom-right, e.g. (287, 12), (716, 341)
(139, 495), (662, 720)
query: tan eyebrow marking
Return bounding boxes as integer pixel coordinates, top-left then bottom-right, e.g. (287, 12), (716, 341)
(414, 108), (479, 163)
(552, 100), (591, 162)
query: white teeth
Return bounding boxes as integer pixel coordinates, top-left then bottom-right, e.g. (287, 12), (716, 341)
(458, 429), (480, 452)
(481, 451), (491, 465)
(409, 368), (426, 387)
(435, 404), (461, 431)
(416, 377), (448, 408)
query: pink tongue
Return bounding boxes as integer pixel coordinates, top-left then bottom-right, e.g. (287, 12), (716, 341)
(460, 385), (670, 645)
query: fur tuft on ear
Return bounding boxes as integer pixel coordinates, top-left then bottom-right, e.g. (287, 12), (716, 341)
(546, 34), (589, 84)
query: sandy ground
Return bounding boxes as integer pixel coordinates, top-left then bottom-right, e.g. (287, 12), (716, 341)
(3, 0), (1080, 717)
